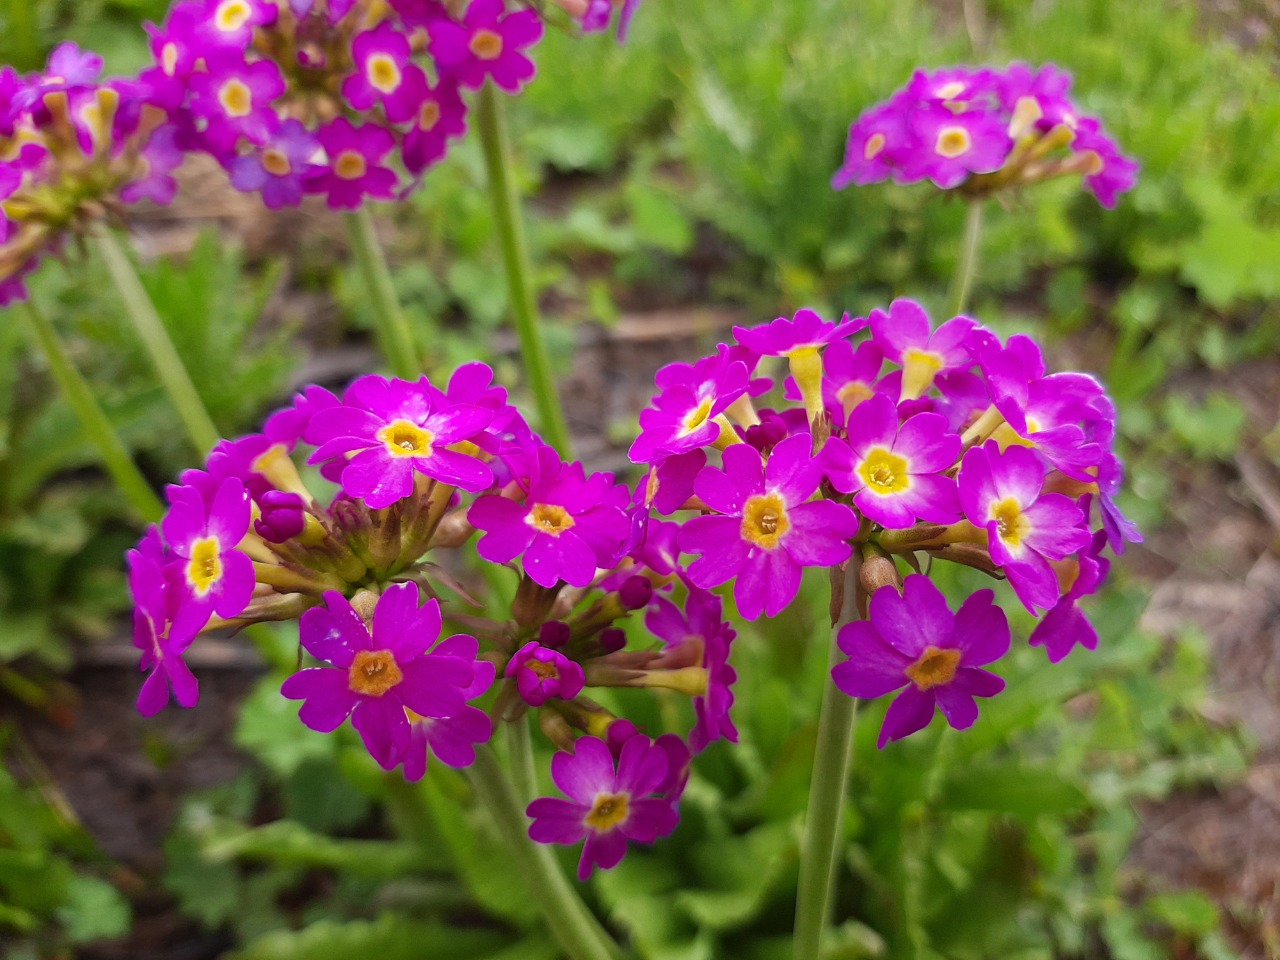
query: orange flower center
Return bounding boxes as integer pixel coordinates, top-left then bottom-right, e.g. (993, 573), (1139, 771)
(348, 649), (404, 696)
(218, 79), (253, 118)
(864, 132), (886, 161)
(585, 792), (630, 831)
(418, 100), (441, 130)
(527, 503), (575, 536)
(905, 645), (961, 690)
(335, 150), (367, 180)
(262, 149), (290, 176)
(469, 29), (504, 60)
(741, 492), (790, 549)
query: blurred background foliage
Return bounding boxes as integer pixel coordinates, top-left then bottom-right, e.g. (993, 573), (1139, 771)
(0, 0), (1277, 957)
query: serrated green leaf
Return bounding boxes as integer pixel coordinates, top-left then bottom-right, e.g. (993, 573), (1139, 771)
(57, 874), (130, 943)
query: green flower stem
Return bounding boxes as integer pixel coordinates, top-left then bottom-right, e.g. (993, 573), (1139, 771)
(344, 206), (424, 380)
(17, 299), (163, 522)
(93, 229), (221, 456)
(475, 82), (572, 457)
(505, 713), (539, 804)
(793, 553), (863, 960)
(948, 198), (985, 317)
(467, 746), (621, 960)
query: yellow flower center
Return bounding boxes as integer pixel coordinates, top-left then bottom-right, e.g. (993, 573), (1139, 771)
(161, 43), (179, 76)
(528, 659), (560, 681)
(334, 150), (367, 180)
(741, 492), (790, 549)
(186, 537), (223, 595)
(527, 503), (576, 536)
(418, 100), (441, 130)
(367, 53), (402, 93)
(348, 649), (404, 696)
(857, 447), (911, 495)
(469, 29), (504, 60)
(218, 78), (253, 118)
(679, 396), (714, 437)
(585, 792), (631, 832)
(1008, 95), (1043, 139)
(863, 132), (886, 161)
(378, 419), (434, 458)
(215, 0), (252, 32)
(991, 496), (1031, 548)
(935, 126), (972, 159)
(935, 80), (967, 100)
(905, 645), (961, 691)
(837, 381), (874, 409)
(262, 148), (291, 176)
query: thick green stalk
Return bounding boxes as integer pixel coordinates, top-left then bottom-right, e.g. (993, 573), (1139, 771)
(793, 554), (863, 960)
(93, 229), (221, 455)
(17, 299), (163, 521)
(948, 199), (985, 317)
(344, 207), (423, 380)
(475, 83), (572, 457)
(467, 746), (621, 960)
(505, 713), (539, 804)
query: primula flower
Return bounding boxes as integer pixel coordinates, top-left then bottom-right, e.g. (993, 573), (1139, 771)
(629, 348), (750, 465)
(430, 0), (542, 94)
(958, 442), (1091, 614)
(734, 308), (865, 422)
(832, 103), (908, 189)
(129, 542), (198, 716)
(834, 576), (1010, 747)
(308, 374), (494, 508)
(1029, 528), (1110, 662)
(313, 117), (398, 209)
(161, 477), (255, 638)
(869, 298), (977, 402)
(282, 583), (478, 769)
(469, 445), (629, 589)
(527, 735), (679, 879)
(679, 435), (858, 620)
(646, 587), (738, 752)
(820, 393), (961, 529)
(228, 119), (324, 209)
(343, 23), (430, 123)
(1071, 117), (1139, 209)
(900, 104), (1010, 189)
(189, 56), (285, 153)
(402, 634), (496, 779)
(507, 640), (586, 706)
(401, 80), (468, 175)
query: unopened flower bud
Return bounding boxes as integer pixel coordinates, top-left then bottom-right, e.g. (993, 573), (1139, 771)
(507, 642), (585, 707)
(539, 620), (572, 648)
(618, 576), (653, 610)
(599, 628), (627, 654)
(254, 490), (306, 543)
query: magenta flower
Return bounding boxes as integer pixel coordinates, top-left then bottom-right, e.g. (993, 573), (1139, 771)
(281, 583), (478, 769)
(228, 118), (324, 209)
(401, 80), (467, 175)
(430, 0), (542, 94)
(342, 23), (429, 123)
(506, 641), (586, 707)
(308, 374), (494, 508)
(832, 103), (908, 189)
(820, 393), (961, 529)
(1071, 117), (1139, 209)
(1029, 528), (1110, 662)
(958, 442), (1091, 614)
(313, 117), (398, 209)
(129, 541), (198, 716)
(629, 348), (749, 465)
(140, 4), (203, 108)
(469, 445), (630, 588)
(526, 735), (679, 880)
(160, 477), (255, 639)
(190, 56), (285, 153)
(678, 434), (858, 620)
(732, 308), (865, 359)
(581, 0), (642, 40)
(818, 339), (884, 427)
(904, 66), (997, 107)
(997, 62), (1075, 134)
(646, 587), (738, 752)
(402, 634), (495, 780)
(869, 298), (977, 402)
(900, 105), (1010, 189)
(196, 0), (278, 48)
(834, 576), (1010, 747)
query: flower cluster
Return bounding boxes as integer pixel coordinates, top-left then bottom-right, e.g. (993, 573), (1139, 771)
(127, 363), (732, 877)
(0, 43), (183, 304)
(630, 299), (1139, 747)
(832, 63), (1138, 207)
(144, 0), (543, 209)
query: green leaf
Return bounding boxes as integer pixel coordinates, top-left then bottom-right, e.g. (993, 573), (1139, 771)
(227, 913), (509, 960)
(937, 763), (1087, 818)
(199, 819), (430, 878)
(1145, 890), (1220, 937)
(626, 181), (695, 255)
(57, 874), (131, 943)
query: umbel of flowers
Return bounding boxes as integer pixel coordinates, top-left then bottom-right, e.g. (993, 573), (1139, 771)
(128, 363), (719, 878)
(141, 0), (547, 210)
(0, 43), (183, 305)
(628, 300), (1138, 746)
(832, 63), (1138, 207)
